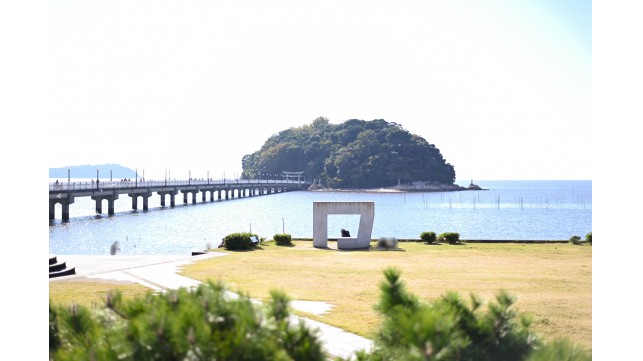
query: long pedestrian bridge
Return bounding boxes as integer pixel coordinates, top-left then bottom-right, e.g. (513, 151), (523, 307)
(49, 179), (310, 221)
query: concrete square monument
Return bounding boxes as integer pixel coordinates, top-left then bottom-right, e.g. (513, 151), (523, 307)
(313, 202), (374, 250)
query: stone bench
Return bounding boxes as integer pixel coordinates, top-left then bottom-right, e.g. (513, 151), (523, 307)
(337, 237), (371, 250)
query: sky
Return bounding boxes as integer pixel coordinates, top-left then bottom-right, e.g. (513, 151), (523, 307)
(48, 0), (592, 181)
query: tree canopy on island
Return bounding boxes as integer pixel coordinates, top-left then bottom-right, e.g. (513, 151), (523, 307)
(241, 118), (456, 188)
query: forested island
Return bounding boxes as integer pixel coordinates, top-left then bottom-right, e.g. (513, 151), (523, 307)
(242, 118), (476, 191)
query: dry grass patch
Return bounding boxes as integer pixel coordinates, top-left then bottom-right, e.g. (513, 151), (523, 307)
(181, 241), (592, 350)
(49, 280), (151, 309)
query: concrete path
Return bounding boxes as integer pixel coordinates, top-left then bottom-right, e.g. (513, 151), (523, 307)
(50, 254), (373, 360)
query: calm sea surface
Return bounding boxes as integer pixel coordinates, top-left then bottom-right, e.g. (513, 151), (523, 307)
(49, 180), (591, 255)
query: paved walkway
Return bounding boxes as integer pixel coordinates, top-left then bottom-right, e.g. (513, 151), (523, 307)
(50, 254), (373, 360)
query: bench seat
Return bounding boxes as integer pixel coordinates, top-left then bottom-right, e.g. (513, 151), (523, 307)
(337, 237), (370, 250)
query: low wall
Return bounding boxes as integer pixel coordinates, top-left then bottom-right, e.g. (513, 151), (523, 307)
(293, 238), (570, 244)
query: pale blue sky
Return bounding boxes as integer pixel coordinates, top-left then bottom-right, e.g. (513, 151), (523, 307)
(48, 0), (592, 181)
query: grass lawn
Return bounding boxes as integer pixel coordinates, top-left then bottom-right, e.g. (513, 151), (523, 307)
(49, 280), (151, 309)
(180, 241), (592, 351)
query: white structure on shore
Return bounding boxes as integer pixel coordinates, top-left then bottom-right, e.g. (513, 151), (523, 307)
(313, 202), (374, 250)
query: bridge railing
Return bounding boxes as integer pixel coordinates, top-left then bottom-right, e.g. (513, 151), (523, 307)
(49, 179), (307, 192)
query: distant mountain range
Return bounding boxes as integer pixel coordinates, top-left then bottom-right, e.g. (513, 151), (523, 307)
(49, 164), (138, 179)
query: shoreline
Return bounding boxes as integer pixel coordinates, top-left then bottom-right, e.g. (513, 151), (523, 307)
(308, 183), (487, 193)
(309, 187), (403, 193)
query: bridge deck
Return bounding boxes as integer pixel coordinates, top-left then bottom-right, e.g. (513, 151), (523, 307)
(49, 179), (311, 221)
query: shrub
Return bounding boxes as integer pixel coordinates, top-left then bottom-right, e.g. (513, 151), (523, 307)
(569, 235), (582, 245)
(221, 232), (255, 250)
(49, 281), (326, 360)
(585, 232), (592, 244)
(273, 233), (293, 246)
(438, 232), (461, 244)
(419, 231), (437, 244)
(355, 268), (590, 361)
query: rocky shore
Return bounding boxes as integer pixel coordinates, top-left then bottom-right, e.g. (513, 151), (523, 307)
(309, 181), (487, 193)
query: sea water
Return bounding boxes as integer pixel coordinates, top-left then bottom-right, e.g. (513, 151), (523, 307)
(48, 180), (591, 255)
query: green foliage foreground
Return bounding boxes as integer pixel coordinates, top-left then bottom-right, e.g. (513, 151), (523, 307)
(49, 282), (325, 361)
(49, 270), (590, 360)
(356, 268), (590, 361)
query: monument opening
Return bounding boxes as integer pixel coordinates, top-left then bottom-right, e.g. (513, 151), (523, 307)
(327, 214), (361, 240)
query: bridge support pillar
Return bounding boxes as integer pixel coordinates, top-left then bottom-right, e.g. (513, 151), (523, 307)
(180, 190), (198, 204)
(49, 194), (75, 221)
(225, 189), (229, 200)
(218, 190), (222, 200)
(158, 190), (178, 207)
(49, 201), (55, 220)
(108, 198), (116, 215)
(62, 202), (70, 220)
(91, 194), (119, 215)
(128, 191), (152, 211)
